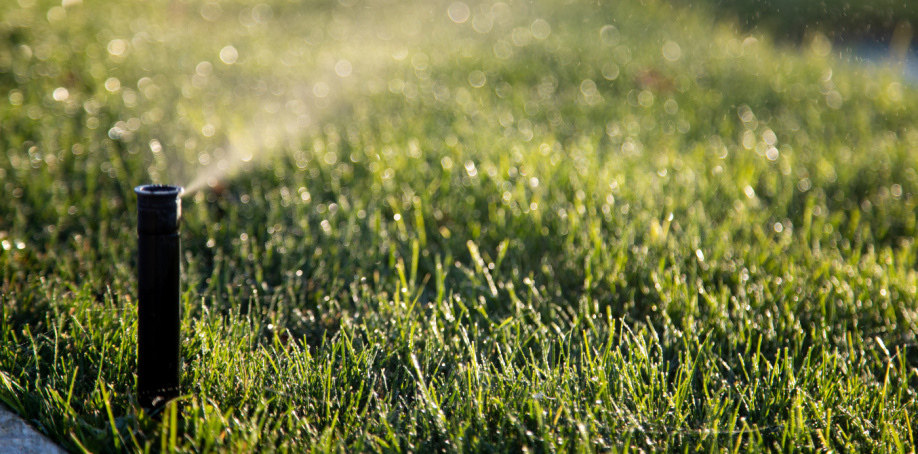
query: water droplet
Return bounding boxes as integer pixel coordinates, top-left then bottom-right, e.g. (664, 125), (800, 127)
(464, 160), (477, 177)
(493, 40), (513, 59)
(662, 41), (681, 61)
(334, 60), (352, 77)
(252, 3), (273, 23)
(52, 87), (69, 101)
(637, 90), (654, 107)
(47, 6), (66, 22)
(8, 90), (23, 106)
(107, 39), (127, 56)
(600, 25), (620, 45)
(762, 129), (777, 145)
(512, 26), (532, 46)
(472, 9), (493, 33)
(765, 147), (779, 161)
(219, 45), (238, 64)
(530, 19), (550, 39)
(468, 70), (486, 88)
(200, 2), (221, 21)
(663, 98), (678, 114)
(601, 62), (620, 80)
(313, 82), (330, 98)
(104, 77), (120, 92)
(447, 2), (470, 23)
(797, 179), (811, 192)
(580, 79), (597, 97)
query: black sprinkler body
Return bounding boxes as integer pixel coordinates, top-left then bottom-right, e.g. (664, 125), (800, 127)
(135, 184), (183, 408)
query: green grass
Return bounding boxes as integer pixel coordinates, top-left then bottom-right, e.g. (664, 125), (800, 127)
(1, 0), (917, 451)
(683, 0), (918, 43)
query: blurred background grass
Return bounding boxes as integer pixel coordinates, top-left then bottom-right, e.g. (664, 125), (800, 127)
(684, 0), (917, 43)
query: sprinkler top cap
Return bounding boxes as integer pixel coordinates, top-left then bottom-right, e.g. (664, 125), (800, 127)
(135, 184), (183, 234)
(135, 184), (184, 198)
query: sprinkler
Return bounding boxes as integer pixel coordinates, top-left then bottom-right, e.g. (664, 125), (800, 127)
(134, 184), (184, 408)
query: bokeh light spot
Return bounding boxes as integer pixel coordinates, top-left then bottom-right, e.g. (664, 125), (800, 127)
(107, 39), (127, 56)
(52, 87), (69, 101)
(662, 41), (681, 61)
(220, 45), (238, 64)
(531, 19), (551, 39)
(335, 60), (352, 77)
(448, 2), (470, 24)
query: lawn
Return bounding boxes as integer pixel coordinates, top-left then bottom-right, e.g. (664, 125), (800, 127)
(1, 0), (917, 452)
(685, 0), (918, 43)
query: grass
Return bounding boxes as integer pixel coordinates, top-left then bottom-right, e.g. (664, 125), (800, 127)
(1, 0), (917, 451)
(684, 0), (918, 43)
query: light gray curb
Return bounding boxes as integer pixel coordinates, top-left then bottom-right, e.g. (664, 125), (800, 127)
(0, 405), (67, 454)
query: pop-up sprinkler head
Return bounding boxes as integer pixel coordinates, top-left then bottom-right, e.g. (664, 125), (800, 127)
(135, 184), (184, 408)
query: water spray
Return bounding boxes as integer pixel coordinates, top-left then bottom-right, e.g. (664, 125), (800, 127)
(135, 184), (184, 408)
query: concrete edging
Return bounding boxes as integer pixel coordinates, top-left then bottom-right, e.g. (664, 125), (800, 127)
(0, 405), (67, 454)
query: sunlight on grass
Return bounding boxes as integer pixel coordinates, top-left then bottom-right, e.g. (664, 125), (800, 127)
(1, 0), (917, 451)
